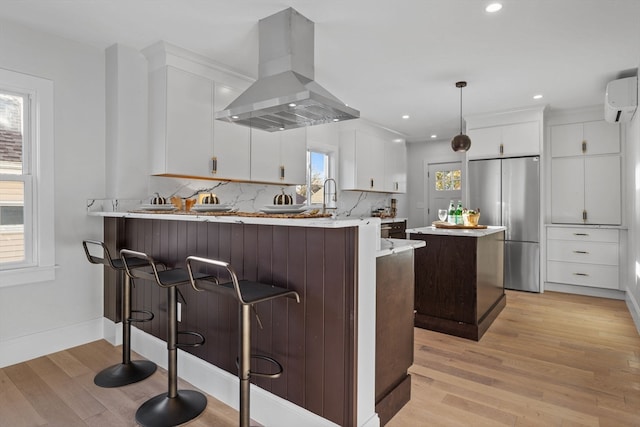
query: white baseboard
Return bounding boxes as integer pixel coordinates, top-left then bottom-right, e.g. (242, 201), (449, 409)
(544, 282), (626, 300)
(101, 318), (122, 346)
(130, 327), (341, 427)
(625, 289), (640, 335)
(0, 318), (103, 368)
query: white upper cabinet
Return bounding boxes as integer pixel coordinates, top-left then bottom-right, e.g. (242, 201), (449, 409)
(550, 120), (620, 157)
(467, 121), (540, 159)
(212, 84), (251, 180)
(339, 124), (406, 193)
(384, 140), (407, 193)
(149, 66), (214, 177)
(340, 129), (385, 192)
(250, 127), (307, 184)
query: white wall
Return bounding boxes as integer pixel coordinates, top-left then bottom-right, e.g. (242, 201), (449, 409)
(0, 19), (106, 366)
(406, 138), (465, 228)
(625, 70), (640, 332)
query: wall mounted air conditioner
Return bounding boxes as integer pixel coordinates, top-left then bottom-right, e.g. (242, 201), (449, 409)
(605, 76), (638, 123)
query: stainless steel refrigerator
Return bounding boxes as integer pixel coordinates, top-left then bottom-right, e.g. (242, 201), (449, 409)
(468, 156), (540, 292)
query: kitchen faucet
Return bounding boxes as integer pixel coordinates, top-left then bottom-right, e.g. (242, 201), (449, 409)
(322, 178), (337, 215)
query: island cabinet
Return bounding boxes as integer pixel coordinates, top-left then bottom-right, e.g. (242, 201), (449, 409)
(408, 226), (506, 341)
(375, 247), (415, 425)
(100, 214), (373, 427)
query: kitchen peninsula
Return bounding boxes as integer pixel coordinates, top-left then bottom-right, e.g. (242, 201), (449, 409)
(407, 225), (506, 341)
(90, 208), (422, 427)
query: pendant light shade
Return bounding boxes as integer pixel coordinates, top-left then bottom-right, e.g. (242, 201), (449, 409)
(451, 81), (471, 152)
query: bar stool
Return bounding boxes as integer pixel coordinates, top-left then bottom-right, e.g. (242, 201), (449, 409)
(82, 240), (157, 388)
(120, 249), (207, 427)
(186, 256), (301, 427)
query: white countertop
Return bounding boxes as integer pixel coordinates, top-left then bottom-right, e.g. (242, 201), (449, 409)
(88, 210), (381, 229)
(376, 238), (426, 257)
(380, 217), (408, 224)
(406, 225), (506, 237)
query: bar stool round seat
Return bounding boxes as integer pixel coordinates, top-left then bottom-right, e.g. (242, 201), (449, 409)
(186, 256), (300, 427)
(82, 240), (157, 388)
(120, 249), (207, 427)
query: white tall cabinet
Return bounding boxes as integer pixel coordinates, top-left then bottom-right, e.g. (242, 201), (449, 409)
(545, 110), (625, 296)
(550, 120), (621, 225)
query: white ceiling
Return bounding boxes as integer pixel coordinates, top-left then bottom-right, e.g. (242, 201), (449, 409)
(1, 0), (639, 142)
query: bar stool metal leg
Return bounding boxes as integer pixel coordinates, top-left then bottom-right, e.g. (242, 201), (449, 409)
(135, 285), (207, 427)
(120, 249), (207, 427)
(239, 303), (251, 427)
(93, 272), (157, 388)
(83, 240), (156, 388)
(185, 256), (299, 427)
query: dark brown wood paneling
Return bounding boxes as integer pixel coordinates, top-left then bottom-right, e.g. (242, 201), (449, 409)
(410, 232), (505, 341)
(103, 217), (358, 426)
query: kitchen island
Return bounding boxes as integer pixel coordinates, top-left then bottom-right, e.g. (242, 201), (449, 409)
(407, 226), (506, 341)
(89, 208), (422, 427)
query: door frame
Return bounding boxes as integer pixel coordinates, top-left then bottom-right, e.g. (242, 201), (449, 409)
(424, 160), (463, 226)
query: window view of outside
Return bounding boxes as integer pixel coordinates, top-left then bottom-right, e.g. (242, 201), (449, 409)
(296, 150), (329, 205)
(0, 92), (25, 264)
(435, 169), (461, 191)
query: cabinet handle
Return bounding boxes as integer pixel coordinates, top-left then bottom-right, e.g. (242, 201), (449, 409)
(280, 165), (285, 180)
(582, 210), (587, 221)
(499, 143), (504, 155)
(371, 178), (374, 188)
(581, 140), (587, 153)
(573, 233), (589, 236)
(211, 156), (217, 174)
(573, 272), (589, 276)
(395, 182), (399, 191)
(573, 250), (589, 254)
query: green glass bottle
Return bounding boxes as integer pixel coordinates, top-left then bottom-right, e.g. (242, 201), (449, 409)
(448, 200), (455, 224)
(455, 200), (463, 225)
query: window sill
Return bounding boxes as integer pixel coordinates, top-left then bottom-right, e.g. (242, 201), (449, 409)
(0, 265), (56, 288)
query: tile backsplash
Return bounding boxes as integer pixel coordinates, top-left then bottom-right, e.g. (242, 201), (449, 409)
(88, 176), (394, 218)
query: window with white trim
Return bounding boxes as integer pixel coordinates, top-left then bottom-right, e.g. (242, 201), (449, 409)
(0, 69), (55, 287)
(296, 150), (332, 205)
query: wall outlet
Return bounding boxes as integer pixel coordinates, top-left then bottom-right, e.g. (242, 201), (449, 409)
(177, 302), (182, 322)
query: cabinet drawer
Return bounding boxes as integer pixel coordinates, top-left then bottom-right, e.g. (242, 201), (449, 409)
(547, 227), (618, 243)
(547, 261), (618, 289)
(546, 240), (618, 265)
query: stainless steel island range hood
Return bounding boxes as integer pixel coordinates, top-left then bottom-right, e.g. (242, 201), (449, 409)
(215, 7), (359, 132)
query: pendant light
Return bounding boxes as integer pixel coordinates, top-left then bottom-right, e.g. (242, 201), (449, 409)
(451, 81), (471, 152)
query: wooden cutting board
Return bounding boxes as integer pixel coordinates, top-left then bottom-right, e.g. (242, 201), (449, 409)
(432, 221), (488, 229)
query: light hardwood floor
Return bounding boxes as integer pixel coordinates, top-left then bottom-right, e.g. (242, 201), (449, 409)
(389, 290), (640, 427)
(1, 290), (639, 426)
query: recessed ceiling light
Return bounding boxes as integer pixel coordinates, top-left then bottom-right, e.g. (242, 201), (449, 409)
(231, 115), (239, 119)
(485, 3), (502, 13)
(333, 118), (340, 122)
(279, 127), (285, 131)
(533, 94), (543, 100)
(431, 134), (437, 139)
(402, 115), (410, 119)
(288, 103), (297, 107)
